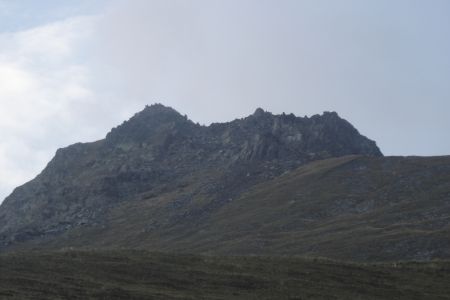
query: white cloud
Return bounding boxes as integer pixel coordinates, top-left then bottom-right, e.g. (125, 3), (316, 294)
(0, 16), (98, 202)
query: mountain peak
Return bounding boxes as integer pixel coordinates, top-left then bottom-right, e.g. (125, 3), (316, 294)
(105, 104), (190, 144)
(135, 103), (184, 121)
(141, 103), (179, 114)
(253, 107), (266, 117)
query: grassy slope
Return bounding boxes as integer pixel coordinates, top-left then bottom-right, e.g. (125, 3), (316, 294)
(10, 155), (450, 262)
(190, 155), (450, 260)
(1, 250), (450, 300)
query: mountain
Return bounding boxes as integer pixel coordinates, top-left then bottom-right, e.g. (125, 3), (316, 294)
(3, 104), (448, 261)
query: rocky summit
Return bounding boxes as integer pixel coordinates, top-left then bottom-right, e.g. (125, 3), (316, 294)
(1, 104), (449, 262)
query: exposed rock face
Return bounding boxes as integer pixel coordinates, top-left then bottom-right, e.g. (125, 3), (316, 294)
(0, 104), (382, 250)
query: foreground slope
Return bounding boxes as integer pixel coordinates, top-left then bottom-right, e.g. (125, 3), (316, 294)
(0, 105), (381, 253)
(1, 250), (450, 300)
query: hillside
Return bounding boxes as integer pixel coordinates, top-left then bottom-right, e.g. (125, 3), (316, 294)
(1, 106), (449, 262)
(1, 105), (449, 261)
(1, 250), (450, 300)
(11, 154), (448, 262)
(0, 105), (383, 255)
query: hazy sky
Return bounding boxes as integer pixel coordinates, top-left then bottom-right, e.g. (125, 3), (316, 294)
(0, 0), (449, 202)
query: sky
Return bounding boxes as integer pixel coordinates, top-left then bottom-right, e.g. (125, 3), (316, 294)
(0, 0), (449, 202)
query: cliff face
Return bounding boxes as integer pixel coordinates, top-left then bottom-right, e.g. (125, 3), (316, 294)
(0, 104), (384, 253)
